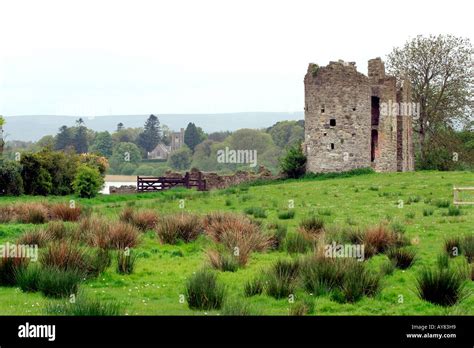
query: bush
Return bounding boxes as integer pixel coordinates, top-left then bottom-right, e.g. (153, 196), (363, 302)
(116, 249), (137, 275)
(156, 213), (203, 244)
(280, 142), (306, 179)
(37, 266), (82, 298)
(45, 294), (122, 315)
(73, 165), (104, 198)
(50, 203), (82, 222)
(278, 210), (295, 220)
(0, 160), (24, 195)
(0, 253), (30, 286)
(386, 247), (417, 269)
(185, 269), (226, 310)
(265, 259), (300, 299)
(416, 268), (468, 306)
(244, 277), (264, 297)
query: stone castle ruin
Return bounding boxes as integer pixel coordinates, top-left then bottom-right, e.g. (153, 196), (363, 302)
(303, 58), (414, 173)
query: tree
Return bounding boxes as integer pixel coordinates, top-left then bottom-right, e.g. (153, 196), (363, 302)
(386, 34), (473, 161)
(55, 125), (74, 151)
(168, 147), (192, 170)
(280, 142), (306, 178)
(73, 118), (88, 154)
(184, 123), (201, 152)
(117, 122), (124, 132)
(0, 115), (5, 157)
(36, 135), (55, 150)
(73, 165), (104, 198)
(137, 114), (161, 152)
(0, 160), (24, 195)
(267, 121), (304, 149)
(90, 131), (113, 157)
(109, 142), (142, 173)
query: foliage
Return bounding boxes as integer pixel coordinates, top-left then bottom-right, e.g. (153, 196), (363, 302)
(280, 142), (306, 178)
(73, 165), (104, 198)
(137, 114), (161, 152)
(185, 269), (226, 310)
(167, 146), (192, 171)
(416, 267), (468, 306)
(0, 160), (24, 195)
(89, 131), (113, 157)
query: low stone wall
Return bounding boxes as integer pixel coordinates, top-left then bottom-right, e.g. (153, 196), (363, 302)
(108, 166), (278, 194)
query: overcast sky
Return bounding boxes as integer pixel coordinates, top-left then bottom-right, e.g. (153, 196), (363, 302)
(0, 0), (472, 116)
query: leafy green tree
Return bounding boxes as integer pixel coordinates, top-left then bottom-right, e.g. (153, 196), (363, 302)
(168, 147), (192, 170)
(229, 128), (274, 155)
(184, 123), (202, 152)
(0, 160), (24, 195)
(38, 149), (79, 195)
(55, 125), (74, 151)
(138, 114), (161, 152)
(109, 142), (142, 173)
(36, 135), (56, 150)
(280, 142), (306, 178)
(387, 34), (473, 161)
(90, 131), (113, 157)
(267, 121), (304, 148)
(73, 165), (104, 198)
(73, 118), (88, 154)
(20, 153), (53, 195)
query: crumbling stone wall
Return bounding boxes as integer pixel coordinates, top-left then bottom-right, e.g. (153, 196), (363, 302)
(304, 58), (414, 173)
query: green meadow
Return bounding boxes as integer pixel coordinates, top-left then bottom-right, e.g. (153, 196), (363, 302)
(0, 170), (473, 315)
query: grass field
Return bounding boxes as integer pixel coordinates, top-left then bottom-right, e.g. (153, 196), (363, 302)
(0, 170), (473, 315)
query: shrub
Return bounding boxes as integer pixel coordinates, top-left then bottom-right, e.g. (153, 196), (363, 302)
(221, 299), (253, 316)
(244, 277), (264, 297)
(0, 160), (24, 195)
(386, 247), (417, 269)
(207, 249), (239, 272)
(50, 203), (82, 222)
(45, 294), (122, 315)
(265, 259), (300, 299)
(0, 254), (30, 286)
(116, 249), (137, 275)
(73, 165), (104, 198)
(278, 210), (295, 220)
(38, 266), (82, 298)
(444, 237), (462, 257)
(416, 268), (468, 306)
(280, 142), (306, 179)
(185, 269), (226, 310)
(156, 213), (203, 244)
(284, 232), (313, 254)
(15, 264), (42, 292)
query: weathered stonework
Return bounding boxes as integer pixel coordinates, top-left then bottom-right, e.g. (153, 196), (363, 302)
(303, 58), (414, 173)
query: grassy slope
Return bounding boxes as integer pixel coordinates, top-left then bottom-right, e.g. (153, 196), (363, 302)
(0, 170), (473, 315)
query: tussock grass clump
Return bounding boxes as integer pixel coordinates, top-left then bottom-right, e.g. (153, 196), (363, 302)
(41, 242), (90, 273)
(436, 253), (450, 269)
(446, 206), (462, 216)
(243, 206), (267, 218)
(16, 203), (49, 224)
(185, 269), (226, 310)
(15, 264), (42, 292)
(299, 216), (325, 238)
(156, 213), (203, 244)
(0, 253), (30, 286)
(460, 235), (474, 263)
(433, 199), (450, 208)
(45, 294), (122, 315)
(362, 225), (397, 254)
(116, 249), (137, 275)
(43, 221), (74, 241)
(386, 247), (417, 269)
(289, 298), (314, 316)
(332, 263), (380, 303)
(106, 222), (140, 249)
(389, 221), (406, 235)
(269, 223), (288, 250)
(444, 237), (462, 257)
(221, 299), (254, 316)
(380, 260), (395, 276)
(204, 212), (271, 266)
(423, 208), (434, 216)
(37, 266), (82, 298)
(278, 210), (295, 220)
(416, 267), (468, 306)
(284, 232), (313, 254)
(244, 276), (264, 297)
(0, 205), (16, 223)
(300, 257), (346, 295)
(120, 207), (158, 231)
(265, 259), (301, 299)
(17, 229), (51, 247)
(207, 249), (239, 272)
(50, 203), (82, 222)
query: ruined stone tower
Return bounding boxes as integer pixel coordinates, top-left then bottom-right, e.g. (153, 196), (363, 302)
(303, 58), (414, 173)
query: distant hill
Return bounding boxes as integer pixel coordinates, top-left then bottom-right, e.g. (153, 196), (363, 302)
(3, 112), (303, 142)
